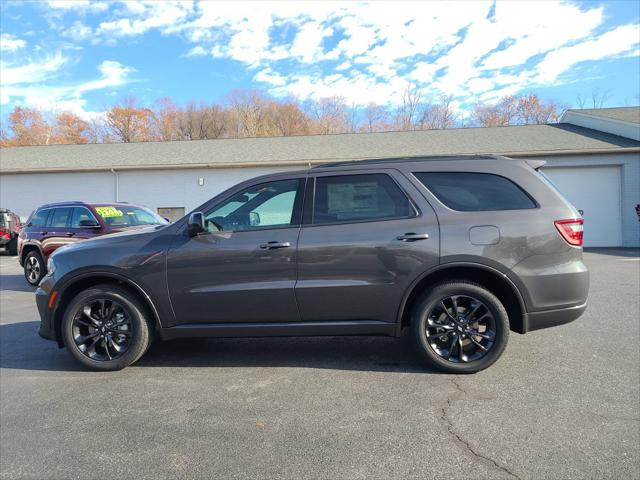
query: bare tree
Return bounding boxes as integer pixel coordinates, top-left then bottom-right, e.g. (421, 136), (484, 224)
(305, 96), (351, 134)
(472, 96), (518, 127)
(576, 88), (611, 109)
(418, 95), (457, 129)
(394, 84), (423, 130)
(362, 103), (389, 132)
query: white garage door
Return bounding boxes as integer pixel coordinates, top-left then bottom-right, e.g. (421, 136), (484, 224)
(543, 166), (622, 247)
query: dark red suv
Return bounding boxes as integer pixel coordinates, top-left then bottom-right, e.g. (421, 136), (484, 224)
(19, 202), (168, 285)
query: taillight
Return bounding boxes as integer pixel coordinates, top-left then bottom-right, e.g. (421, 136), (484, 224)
(554, 219), (584, 246)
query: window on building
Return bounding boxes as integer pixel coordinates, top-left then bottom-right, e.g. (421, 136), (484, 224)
(414, 172), (537, 211)
(157, 207), (185, 223)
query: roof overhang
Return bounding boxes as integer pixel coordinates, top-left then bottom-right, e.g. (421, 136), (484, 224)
(1, 147), (638, 175)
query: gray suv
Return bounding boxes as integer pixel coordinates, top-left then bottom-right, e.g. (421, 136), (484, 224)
(35, 155), (589, 373)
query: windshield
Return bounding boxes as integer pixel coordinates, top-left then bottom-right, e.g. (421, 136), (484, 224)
(94, 205), (168, 227)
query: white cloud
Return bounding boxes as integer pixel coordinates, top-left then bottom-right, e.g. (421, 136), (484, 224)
(5, 0), (639, 111)
(1, 53), (67, 85)
(534, 24), (640, 83)
(0, 33), (26, 52)
(47, 0), (108, 12)
(98, 1), (194, 37)
(1, 57), (134, 119)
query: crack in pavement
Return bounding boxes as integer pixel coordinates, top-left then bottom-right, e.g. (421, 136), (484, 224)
(440, 377), (523, 480)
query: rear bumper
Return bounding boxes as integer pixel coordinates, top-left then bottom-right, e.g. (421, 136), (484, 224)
(522, 301), (587, 333)
(35, 287), (56, 341)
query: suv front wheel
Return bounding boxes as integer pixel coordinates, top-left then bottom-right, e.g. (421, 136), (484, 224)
(411, 281), (509, 374)
(61, 284), (152, 371)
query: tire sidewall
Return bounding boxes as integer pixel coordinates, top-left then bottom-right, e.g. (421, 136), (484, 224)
(61, 286), (150, 371)
(411, 282), (509, 374)
(24, 251), (45, 286)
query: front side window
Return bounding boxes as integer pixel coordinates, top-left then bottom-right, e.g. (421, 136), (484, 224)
(70, 207), (99, 228)
(94, 205), (168, 227)
(204, 179), (302, 232)
(414, 172), (537, 212)
(312, 174), (413, 225)
(50, 207), (72, 228)
(29, 209), (51, 228)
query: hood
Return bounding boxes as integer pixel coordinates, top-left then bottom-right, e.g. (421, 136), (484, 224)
(53, 224), (164, 256)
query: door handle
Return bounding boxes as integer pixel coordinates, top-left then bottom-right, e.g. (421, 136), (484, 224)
(66, 232), (75, 237)
(259, 241), (291, 249)
(40, 231), (48, 235)
(396, 233), (429, 241)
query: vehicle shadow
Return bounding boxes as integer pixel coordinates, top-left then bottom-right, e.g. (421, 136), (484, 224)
(0, 321), (435, 374)
(0, 274), (36, 293)
(584, 247), (640, 258)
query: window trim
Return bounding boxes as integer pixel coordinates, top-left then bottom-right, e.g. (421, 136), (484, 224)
(306, 172), (419, 227)
(200, 178), (306, 234)
(70, 206), (100, 229)
(412, 171), (539, 213)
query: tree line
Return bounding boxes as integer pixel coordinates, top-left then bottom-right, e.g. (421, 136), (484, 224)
(0, 88), (565, 147)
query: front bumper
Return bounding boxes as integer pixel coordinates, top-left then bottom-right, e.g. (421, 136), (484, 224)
(521, 301), (587, 333)
(35, 287), (56, 341)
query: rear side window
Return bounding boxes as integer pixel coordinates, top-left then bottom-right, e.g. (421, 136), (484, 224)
(29, 209), (51, 227)
(313, 174), (413, 224)
(414, 172), (536, 211)
(50, 207), (72, 228)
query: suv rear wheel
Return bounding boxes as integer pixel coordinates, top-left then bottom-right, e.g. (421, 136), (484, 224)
(24, 250), (46, 286)
(411, 281), (509, 374)
(61, 284), (152, 371)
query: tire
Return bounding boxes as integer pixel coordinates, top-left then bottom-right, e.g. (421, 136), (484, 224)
(8, 237), (17, 256)
(61, 284), (152, 371)
(23, 250), (46, 286)
(410, 281), (509, 374)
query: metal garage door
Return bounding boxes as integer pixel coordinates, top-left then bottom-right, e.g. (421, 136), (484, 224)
(543, 166), (622, 247)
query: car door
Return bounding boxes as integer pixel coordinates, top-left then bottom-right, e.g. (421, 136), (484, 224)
(42, 207), (72, 258)
(166, 176), (305, 327)
(23, 208), (52, 252)
(296, 169), (440, 323)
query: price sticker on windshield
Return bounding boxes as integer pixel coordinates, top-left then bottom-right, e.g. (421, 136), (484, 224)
(95, 206), (124, 218)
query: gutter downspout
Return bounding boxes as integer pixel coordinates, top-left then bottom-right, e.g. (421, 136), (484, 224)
(110, 168), (119, 202)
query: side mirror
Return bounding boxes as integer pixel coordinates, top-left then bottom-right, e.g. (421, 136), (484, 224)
(79, 219), (101, 228)
(188, 212), (206, 236)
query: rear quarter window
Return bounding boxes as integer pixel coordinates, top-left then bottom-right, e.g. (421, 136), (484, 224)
(414, 172), (537, 212)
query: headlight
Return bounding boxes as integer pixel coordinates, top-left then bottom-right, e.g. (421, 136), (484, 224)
(47, 257), (56, 275)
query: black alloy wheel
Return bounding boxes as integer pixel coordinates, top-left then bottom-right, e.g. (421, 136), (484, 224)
(411, 281), (509, 374)
(425, 295), (496, 363)
(72, 298), (133, 361)
(62, 285), (152, 371)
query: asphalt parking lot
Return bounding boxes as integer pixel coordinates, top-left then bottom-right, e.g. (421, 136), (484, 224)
(0, 249), (638, 480)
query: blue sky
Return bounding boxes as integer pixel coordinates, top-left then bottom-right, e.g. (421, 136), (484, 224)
(1, 0), (639, 120)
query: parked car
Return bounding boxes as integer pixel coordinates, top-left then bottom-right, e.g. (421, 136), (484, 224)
(0, 208), (22, 255)
(34, 155), (589, 372)
(19, 202), (168, 285)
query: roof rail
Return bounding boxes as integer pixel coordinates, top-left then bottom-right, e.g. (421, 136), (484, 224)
(40, 201), (86, 207)
(311, 154), (504, 169)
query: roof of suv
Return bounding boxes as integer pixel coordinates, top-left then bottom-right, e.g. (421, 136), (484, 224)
(38, 201), (133, 209)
